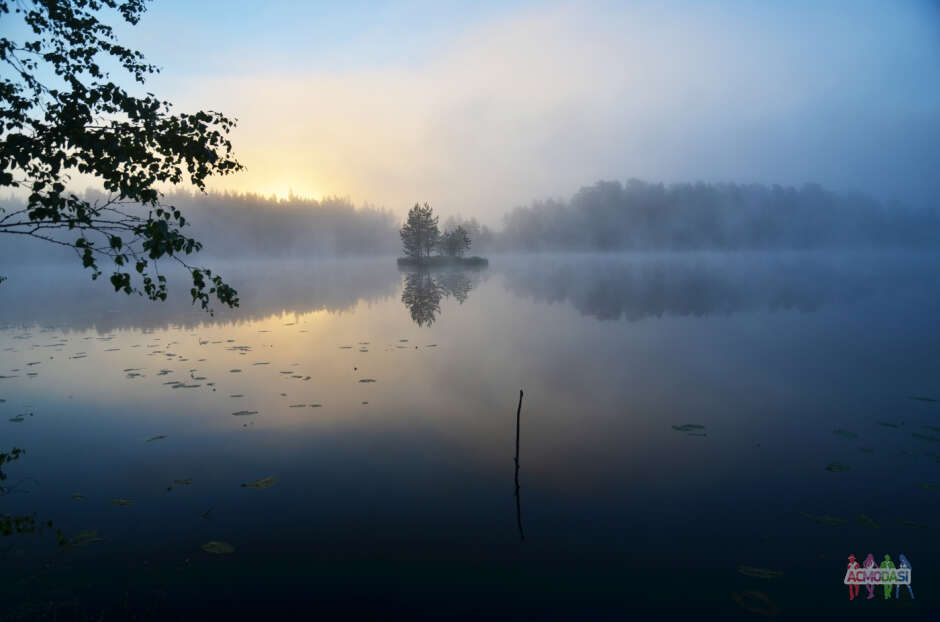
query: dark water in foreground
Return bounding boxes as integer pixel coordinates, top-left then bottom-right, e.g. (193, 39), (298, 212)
(1, 252), (939, 620)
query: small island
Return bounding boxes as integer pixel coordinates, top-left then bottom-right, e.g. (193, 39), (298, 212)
(397, 202), (489, 267)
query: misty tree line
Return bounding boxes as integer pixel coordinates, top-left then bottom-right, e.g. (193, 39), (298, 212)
(3, 179), (938, 265)
(499, 180), (940, 251)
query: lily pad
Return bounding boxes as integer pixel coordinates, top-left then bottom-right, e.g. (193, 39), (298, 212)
(898, 519), (928, 528)
(288, 404), (306, 408)
(737, 566), (784, 579)
(201, 540), (234, 554)
(918, 482), (940, 490)
(825, 462), (850, 472)
(800, 512), (847, 526)
(241, 476), (278, 489)
(856, 513), (880, 528)
(173, 478), (193, 486)
(108, 498), (134, 507)
(146, 435), (167, 442)
(732, 591), (778, 617)
(913, 432), (940, 442)
(231, 410), (259, 417)
(832, 429), (858, 439)
(858, 447), (874, 454)
(876, 421), (902, 428)
(310, 404), (322, 408)
(69, 530), (104, 547)
(911, 396), (937, 403)
(358, 378), (377, 383)
(71, 493), (85, 500)
(8, 415), (24, 422)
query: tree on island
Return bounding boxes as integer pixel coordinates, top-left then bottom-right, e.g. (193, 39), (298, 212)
(400, 202), (440, 260)
(438, 225), (471, 257)
(0, 0), (242, 312)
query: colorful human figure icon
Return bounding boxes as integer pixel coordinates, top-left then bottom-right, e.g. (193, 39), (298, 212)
(880, 554), (895, 599)
(847, 554), (860, 600)
(896, 554), (914, 600)
(863, 554), (876, 599)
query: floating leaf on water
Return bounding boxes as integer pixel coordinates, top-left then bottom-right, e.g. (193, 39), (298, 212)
(832, 429), (858, 439)
(288, 404), (306, 408)
(71, 493), (85, 500)
(857, 513), (880, 528)
(918, 482), (940, 490)
(923, 425), (940, 433)
(310, 404), (322, 408)
(253, 362), (270, 366)
(108, 498), (134, 507)
(201, 541), (234, 554)
(362, 401), (369, 405)
(911, 396), (937, 403)
(231, 410), (258, 417)
(800, 512), (847, 526)
(171, 383), (201, 389)
(146, 435), (167, 442)
(69, 530), (104, 547)
(913, 432), (940, 442)
(426, 344), (438, 347)
(858, 447), (874, 454)
(339, 346), (352, 349)
(241, 476), (278, 489)
(173, 478), (193, 486)
(732, 590), (779, 617)
(9, 415), (24, 422)
(825, 462), (850, 472)
(230, 369), (242, 373)
(898, 519), (928, 528)
(399, 339), (409, 343)
(230, 394), (243, 398)
(359, 378), (377, 383)
(876, 421), (902, 428)
(672, 424), (705, 432)
(737, 566), (784, 579)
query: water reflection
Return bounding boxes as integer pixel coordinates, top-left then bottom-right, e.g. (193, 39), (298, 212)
(0, 259), (401, 332)
(499, 252), (940, 321)
(399, 268), (478, 327)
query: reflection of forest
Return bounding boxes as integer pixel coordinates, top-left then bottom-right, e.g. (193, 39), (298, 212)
(400, 270), (475, 326)
(0, 260), (401, 332)
(499, 253), (940, 321)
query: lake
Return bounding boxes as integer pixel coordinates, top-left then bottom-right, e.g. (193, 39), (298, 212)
(1, 251), (939, 619)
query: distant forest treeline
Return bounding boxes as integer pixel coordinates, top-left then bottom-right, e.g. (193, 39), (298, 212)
(2, 180), (938, 264)
(499, 180), (940, 251)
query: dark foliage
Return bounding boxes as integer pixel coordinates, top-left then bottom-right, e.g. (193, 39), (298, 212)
(0, 0), (243, 312)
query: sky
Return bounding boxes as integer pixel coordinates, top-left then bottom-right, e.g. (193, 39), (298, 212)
(82, 1), (940, 222)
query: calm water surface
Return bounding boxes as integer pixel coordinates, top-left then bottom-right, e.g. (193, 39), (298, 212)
(1, 252), (939, 619)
